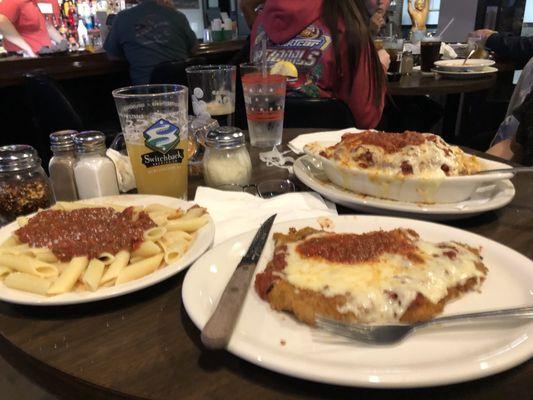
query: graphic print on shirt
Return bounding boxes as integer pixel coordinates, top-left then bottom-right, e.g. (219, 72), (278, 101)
(134, 14), (173, 46)
(252, 24), (331, 97)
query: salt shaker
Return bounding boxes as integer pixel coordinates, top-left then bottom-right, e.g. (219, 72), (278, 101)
(203, 127), (252, 187)
(73, 131), (119, 199)
(49, 130), (79, 201)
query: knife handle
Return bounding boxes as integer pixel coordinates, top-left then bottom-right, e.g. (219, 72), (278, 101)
(201, 263), (256, 349)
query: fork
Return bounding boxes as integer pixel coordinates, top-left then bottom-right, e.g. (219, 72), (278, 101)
(315, 306), (533, 345)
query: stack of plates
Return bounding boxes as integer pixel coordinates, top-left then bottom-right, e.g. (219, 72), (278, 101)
(433, 59), (497, 79)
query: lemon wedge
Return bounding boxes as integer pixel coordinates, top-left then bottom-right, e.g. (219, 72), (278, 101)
(270, 61), (298, 78)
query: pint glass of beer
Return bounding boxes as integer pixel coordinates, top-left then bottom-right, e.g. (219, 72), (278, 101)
(112, 84), (189, 199)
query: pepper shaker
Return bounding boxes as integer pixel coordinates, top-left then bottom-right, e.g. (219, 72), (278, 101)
(49, 130), (79, 201)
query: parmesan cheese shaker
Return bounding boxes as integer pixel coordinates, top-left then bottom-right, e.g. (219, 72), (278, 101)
(203, 127), (252, 188)
(73, 131), (119, 199)
(49, 130), (79, 201)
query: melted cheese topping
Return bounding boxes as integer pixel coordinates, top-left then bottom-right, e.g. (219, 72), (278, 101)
(281, 232), (486, 323)
(320, 131), (480, 178)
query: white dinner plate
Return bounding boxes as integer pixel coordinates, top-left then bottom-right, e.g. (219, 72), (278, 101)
(432, 66), (498, 79)
(294, 155), (515, 220)
(434, 59), (495, 71)
(182, 215), (533, 388)
(0, 194), (215, 306)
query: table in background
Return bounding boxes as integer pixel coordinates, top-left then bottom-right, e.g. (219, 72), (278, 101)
(387, 71), (497, 139)
(0, 129), (531, 400)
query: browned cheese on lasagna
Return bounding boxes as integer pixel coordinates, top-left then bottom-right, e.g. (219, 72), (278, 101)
(318, 131), (481, 178)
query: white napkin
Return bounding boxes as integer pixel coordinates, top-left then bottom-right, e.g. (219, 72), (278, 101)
(106, 148), (136, 193)
(194, 187), (338, 245)
(288, 127), (362, 154)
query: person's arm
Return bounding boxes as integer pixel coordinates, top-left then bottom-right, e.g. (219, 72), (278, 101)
(240, 0), (264, 29)
(45, 22), (64, 45)
(369, 11), (385, 35)
(103, 15), (124, 60)
(0, 14), (37, 57)
(0, 14), (36, 57)
(177, 12), (197, 55)
(485, 33), (533, 69)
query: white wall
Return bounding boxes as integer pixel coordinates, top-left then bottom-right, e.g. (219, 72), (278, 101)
(437, 0), (478, 42)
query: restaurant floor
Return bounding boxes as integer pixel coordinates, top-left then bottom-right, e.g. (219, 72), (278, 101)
(0, 355), (55, 400)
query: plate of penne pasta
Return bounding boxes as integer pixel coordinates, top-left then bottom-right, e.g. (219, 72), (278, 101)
(0, 194), (215, 305)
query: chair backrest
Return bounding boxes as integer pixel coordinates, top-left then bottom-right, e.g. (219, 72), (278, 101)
(283, 97), (356, 129)
(149, 57), (208, 85)
(24, 72), (84, 168)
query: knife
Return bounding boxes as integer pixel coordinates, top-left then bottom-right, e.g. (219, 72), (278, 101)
(201, 214), (277, 350)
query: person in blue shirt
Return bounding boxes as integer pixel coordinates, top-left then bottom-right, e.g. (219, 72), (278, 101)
(104, 0), (197, 84)
(487, 57), (533, 165)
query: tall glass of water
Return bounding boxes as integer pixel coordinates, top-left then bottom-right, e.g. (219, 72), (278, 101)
(241, 72), (286, 148)
(185, 65), (236, 126)
(112, 84), (189, 199)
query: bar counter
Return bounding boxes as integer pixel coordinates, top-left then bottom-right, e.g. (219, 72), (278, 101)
(0, 39), (247, 88)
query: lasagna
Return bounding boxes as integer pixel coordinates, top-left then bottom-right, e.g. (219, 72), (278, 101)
(255, 227), (487, 325)
(317, 130), (480, 178)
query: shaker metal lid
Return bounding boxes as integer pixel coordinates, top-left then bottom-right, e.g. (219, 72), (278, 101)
(205, 126), (246, 149)
(74, 131), (106, 153)
(0, 144), (41, 172)
(50, 130), (77, 151)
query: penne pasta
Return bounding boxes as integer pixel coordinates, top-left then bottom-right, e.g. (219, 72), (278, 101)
(162, 240), (189, 264)
(98, 252), (116, 265)
(165, 215), (209, 232)
(82, 259), (105, 292)
(47, 256), (89, 295)
(147, 212), (169, 227)
(144, 226), (167, 241)
(115, 254), (164, 285)
(0, 254), (58, 279)
(181, 207), (206, 220)
(148, 204), (183, 220)
(162, 230), (192, 244)
(16, 216), (29, 227)
(0, 266), (12, 279)
(4, 273), (52, 295)
(0, 236), (20, 248)
(101, 250), (130, 284)
(0, 243), (30, 254)
(25, 248), (58, 263)
(131, 241), (162, 258)
(0, 201), (209, 296)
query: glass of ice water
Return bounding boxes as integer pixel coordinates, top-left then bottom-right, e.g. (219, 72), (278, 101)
(241, 72), (286, 148)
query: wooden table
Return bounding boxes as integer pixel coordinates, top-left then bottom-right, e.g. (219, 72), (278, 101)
(387, 71), (497, 96)
(0, 129), (531, 400)
(387, 71), (497, 139)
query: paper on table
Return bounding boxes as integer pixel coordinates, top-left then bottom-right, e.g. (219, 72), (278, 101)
(288, 127), (362, 154)
(194, 187), (338, 245)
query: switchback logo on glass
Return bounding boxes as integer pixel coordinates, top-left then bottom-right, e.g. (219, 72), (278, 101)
(143, 119), (180, 154)
(142, 119), (184, 168)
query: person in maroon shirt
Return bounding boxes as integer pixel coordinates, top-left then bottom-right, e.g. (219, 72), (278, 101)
(249, 0), (386, 129)
(0, 0), (61, 57)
